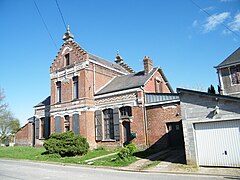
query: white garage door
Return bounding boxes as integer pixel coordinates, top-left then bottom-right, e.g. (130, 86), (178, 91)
(194, 120), (240, 167)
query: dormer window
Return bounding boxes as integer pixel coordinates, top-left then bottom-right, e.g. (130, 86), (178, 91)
(230, 65), (240, 85)
(65, 53), (70, 66)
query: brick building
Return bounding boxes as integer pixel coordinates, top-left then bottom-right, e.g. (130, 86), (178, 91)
(16, 27), (182, 149)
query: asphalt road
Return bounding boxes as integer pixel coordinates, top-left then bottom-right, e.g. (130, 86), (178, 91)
(0, 159), (224, 180)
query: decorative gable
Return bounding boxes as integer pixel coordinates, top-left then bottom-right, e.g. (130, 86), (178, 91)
(50, 41), (88, 73)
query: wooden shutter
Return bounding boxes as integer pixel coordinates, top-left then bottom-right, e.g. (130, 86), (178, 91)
(72, 114), (80, 134)
(113, 108), (120, 141)
(44, 117), (50, 138)
(55, 116), (62, 133)
(95, 110), (102, 141)
(35, 118), (39, 139)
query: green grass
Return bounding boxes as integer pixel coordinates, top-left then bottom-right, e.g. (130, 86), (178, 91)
(91, 154), (138, 167)
(0, 146), (160, 168)
(0, 146), (114, 164)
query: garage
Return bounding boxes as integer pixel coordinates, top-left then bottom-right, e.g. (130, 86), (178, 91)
(194, 120), (240, 167)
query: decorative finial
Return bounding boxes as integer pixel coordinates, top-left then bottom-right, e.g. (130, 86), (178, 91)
(115, 50), (123, 64)
(62, 25), (74, 43)
(67, 25), (70, 32)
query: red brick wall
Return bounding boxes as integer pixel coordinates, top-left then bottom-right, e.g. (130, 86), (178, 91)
(15, 122), (33, 146)
(146, 103), (181, 149)
(144, 70), (171, 93)
(131, 106), (147, 148)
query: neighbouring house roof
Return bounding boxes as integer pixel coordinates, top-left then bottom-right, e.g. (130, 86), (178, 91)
(145, 93), (179, 106)
(95, 67), (173, 95)
(34, 96), (50, 108)
(215, 47), (240, 69)
(177, 88), (240, 102)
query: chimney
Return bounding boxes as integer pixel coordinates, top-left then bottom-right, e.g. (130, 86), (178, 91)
(143, 56), (153, 75)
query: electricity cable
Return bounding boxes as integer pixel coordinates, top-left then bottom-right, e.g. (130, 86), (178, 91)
(33, 0), (58, 50)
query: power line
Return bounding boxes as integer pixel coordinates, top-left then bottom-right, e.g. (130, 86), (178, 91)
(190, 0), (240, 39)
(55, 0), (67, 30)
(33, 0), (58, 50)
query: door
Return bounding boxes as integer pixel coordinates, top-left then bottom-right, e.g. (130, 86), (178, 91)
(167, 121), (184, 147)
(123, 121), (131, 146)
(194, 120), (240, 167)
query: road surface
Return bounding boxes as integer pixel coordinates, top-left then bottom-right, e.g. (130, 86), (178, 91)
(0, 159), (224, 180)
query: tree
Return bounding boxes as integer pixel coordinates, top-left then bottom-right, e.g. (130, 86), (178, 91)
(207, 84), (216, 94)
(0, 88), (20, 144)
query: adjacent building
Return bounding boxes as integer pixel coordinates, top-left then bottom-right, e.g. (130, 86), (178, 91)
(178, 47), (240, 167)
(215, 47), (240, 97)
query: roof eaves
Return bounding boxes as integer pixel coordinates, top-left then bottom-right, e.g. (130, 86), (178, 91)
(177, 88), (240, 102)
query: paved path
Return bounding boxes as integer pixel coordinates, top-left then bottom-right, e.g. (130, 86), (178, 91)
(122, 148), (240, 178)
(85, 152), (118, 163)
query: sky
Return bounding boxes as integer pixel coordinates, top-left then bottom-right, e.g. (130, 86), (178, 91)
(0, 0), (239, 126)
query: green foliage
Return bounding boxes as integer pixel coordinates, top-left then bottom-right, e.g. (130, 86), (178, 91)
(43, 131), (89, 157)
(117, 143), (137, 159)
(0, 88), (20, 144)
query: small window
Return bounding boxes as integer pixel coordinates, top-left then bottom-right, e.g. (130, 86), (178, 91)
(73, 76), (79, 99)
(155, 78), (163, 93)
(56, 81), (61, 103)
(120, 106), (132, 117)
(65, 54), (70, 66)
(230, 65), (240, 85)
(64, 115), (70, 132)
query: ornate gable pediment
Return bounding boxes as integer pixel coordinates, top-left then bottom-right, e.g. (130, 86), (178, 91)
(50, 41), (88, 73)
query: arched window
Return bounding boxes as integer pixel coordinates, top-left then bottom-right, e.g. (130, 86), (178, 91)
(56, 81), (61, 103)
(120, 106), (132, 118)
(103, 109), (114, 139)
(65, 53), (70, 66)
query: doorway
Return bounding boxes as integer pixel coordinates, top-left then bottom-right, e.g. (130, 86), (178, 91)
(122, 121), (131, 146)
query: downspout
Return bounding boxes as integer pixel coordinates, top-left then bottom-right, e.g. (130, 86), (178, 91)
(93, 64), (96, 94)
(32, 116), (36, 147)
(140, 86), (149, 148)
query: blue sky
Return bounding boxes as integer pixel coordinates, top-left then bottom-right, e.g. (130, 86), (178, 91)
(0, 0), (239, 126)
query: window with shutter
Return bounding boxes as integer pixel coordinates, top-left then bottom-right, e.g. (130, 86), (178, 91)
(55, 116), (62, 133)
(44, 117), (50, 138)
(95, 110), (102, 141)
(113, 108), (120, 141)
(103, 109), (114, 139)
(72, 114), (80, 134)
(35, 118), (40, 139)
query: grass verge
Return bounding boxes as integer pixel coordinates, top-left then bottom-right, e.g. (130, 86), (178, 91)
(0, 146), (114, 164)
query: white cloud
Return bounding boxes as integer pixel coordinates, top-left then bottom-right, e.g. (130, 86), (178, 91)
(201, 6), (215, 12)
(203, 12), (230, 33)
(192, 20), (198, 27)
(229, 12), (240, 31)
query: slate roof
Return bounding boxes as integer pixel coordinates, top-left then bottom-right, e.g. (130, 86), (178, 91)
(34, 96), (50, 108)
(95, 67), (173, 95)
(145, 93), (179, 105)
(215, 47), (240, 69)
(88, 53), (129, 74)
